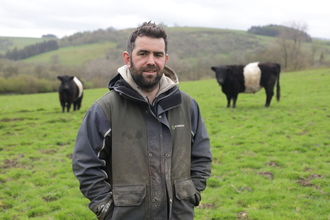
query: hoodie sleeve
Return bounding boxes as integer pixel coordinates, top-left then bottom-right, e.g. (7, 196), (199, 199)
(72, 103), (113, 216)
(190, 99), (212, 192)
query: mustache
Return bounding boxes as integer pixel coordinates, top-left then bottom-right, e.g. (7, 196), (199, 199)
(141, 66), (159, 72)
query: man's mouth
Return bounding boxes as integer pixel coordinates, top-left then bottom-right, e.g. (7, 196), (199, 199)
(142, 66), (158, 72)
(144, 69), (157, 73)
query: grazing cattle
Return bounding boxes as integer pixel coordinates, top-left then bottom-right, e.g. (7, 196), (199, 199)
(211, 62), (280, 108)
(57, 75), (83, 112)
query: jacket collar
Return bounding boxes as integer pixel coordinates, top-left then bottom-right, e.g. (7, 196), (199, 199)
(108, 65), (182, 114)
(108, 65), (179, 102)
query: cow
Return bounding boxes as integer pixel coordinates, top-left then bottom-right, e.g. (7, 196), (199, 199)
(211, 62), (280, 108)
(57, 75), (83, 112)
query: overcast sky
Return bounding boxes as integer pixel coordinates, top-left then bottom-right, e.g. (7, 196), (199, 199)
(1, 0), (329, 39)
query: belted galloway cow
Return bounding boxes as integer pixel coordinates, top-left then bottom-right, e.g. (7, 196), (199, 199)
(211, 62), (280, 108)
(57, 75), (83, 112)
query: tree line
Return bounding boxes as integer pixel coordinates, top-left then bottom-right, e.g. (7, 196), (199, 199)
(1, 40), (59, 61)
(248, 24), (312, 42)
(58, 27), (118, 47)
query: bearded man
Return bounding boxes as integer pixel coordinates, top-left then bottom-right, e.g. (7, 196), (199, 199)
(72, 21), (212, 220)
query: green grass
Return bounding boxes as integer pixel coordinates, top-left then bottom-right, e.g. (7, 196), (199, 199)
(24, 42), (116, 66)
(182, 68), (330, 220)
(1, 68), (330, 219)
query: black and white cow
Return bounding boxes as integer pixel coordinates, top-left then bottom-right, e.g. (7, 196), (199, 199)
(57, 75), (83, 112)
(211, 62), (281, 108)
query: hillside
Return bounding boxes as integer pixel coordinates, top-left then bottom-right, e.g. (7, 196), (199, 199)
(1, 26), (330, 94)
(24, 42), (117, 66)
(9, 27), (278, 67)
(2, 26), (329, 66)
(0, 36), (46, 55)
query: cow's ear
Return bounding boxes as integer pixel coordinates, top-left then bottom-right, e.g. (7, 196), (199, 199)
(70, 76), (74, 80)
(57, 76), (62, 81)
(211, 67), (216, 71)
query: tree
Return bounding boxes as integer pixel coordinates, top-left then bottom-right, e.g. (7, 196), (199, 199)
(275, 21), (309, 71)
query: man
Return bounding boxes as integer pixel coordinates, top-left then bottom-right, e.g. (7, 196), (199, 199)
(72, 21), (212, 220)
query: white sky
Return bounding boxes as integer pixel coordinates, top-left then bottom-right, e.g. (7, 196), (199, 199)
(0, 0), (328, 39)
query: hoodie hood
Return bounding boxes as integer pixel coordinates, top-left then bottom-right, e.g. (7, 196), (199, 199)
(108, 65), (179, 101)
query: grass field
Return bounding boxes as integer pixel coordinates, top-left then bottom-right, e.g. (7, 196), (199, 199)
(24, 42), (116, 66)
(0, 68), (329, 219)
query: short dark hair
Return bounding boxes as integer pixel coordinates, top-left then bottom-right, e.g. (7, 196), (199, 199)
(126, 21), (168, 54)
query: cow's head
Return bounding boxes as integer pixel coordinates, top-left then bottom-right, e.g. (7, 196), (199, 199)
(211, 66), (230, 85)
(58, 75), (74, 91)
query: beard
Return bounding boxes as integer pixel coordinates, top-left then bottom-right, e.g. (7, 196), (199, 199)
(130, 62), (163, 92)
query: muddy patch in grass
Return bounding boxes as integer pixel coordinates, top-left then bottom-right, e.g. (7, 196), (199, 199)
(0, 154), (25, 170)
(39, 149), (57, 154)
(237, 211), (248, 220)
(297, 173), (322, 189)
(258, 171), (274, 180)
(265, 161), (278, 167)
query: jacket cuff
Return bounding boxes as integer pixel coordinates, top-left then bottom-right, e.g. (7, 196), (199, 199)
(89, 192), (113, 219)
(194, 190), (201, 206)
(191, 177), (207, 192)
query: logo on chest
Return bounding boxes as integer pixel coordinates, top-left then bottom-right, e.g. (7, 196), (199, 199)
(172, 124), (185, 129)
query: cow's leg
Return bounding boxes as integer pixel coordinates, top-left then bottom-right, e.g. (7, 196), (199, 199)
(232, 94), (238, 108)
(60, 101), (65, 113)
(77, 94), (83, 110)
(264, 87), (274, 107)
(76, 100), (81, 110)
(67, 102), (72, 112)
(225, 94), (231, 108)
(264, 75), (277, 107)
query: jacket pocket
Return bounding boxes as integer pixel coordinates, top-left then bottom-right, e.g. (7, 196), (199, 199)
(112, 184), (146, 206)
(172, 179), (198, 218)
(174, 178), (197, 200)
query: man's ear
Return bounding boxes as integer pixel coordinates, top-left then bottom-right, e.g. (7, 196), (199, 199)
(122, 51), (131, 67)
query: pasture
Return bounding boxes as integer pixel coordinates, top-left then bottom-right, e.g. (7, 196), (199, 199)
(24, 42), (117, 66)
(0, 68), (329, 219)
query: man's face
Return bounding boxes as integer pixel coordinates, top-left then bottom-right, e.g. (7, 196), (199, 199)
(123, 36), (168, 92)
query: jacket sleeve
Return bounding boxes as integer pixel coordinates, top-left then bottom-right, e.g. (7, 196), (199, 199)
(190, 99), (212, 192)
(72, 103), (113, 217)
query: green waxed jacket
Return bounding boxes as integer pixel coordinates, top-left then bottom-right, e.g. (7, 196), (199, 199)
(72, 65), (212, 220)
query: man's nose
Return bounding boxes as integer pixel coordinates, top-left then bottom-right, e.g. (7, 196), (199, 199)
(146, 54), (156, 65)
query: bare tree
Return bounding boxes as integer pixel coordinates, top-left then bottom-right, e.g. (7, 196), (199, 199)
(276, 21), (309, 71)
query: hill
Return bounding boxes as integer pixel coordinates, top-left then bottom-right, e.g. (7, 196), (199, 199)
(24, 42), (116, 66)
(4, 27), (279, 67)
(0, 36), (47, 55)
(0, 26), (330, 94)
